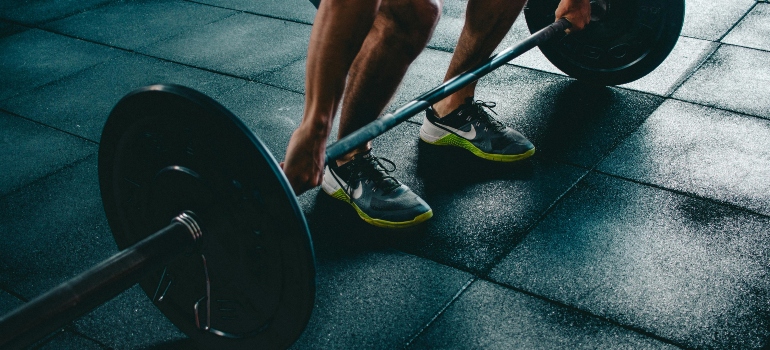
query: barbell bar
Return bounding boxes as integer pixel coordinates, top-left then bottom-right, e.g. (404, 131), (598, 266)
(0, 0), (685, 347)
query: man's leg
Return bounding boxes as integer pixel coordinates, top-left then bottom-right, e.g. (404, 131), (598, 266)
(283, 0), (380, 195)
(335, 0), (442, 164)
(432, 0), (526, 117)
(419, 0), (536, 162)
(321, 0), (441, 228)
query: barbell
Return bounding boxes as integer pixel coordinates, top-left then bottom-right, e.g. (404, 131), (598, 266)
(0, 1), (684, 348)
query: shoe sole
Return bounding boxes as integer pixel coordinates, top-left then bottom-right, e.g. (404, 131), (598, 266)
(420, 126), (535, 162)
(322, 172), (433, 229)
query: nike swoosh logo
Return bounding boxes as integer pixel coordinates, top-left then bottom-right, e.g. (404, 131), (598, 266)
(351, 182), (363, 199)
(441, 123), (476, 140)
(330, 170), (364, 200)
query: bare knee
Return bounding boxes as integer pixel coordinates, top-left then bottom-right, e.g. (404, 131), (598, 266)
(379, 0), (442, 54)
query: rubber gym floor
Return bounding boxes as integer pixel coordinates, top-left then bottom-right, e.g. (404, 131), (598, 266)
(1, 0), (769, 349)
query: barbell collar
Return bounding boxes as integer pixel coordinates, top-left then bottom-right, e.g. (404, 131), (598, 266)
(0, 212), (202, 350)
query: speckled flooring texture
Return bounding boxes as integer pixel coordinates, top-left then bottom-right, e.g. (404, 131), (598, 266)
(1, 0), (769, 349)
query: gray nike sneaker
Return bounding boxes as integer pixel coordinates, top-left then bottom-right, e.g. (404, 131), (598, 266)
(420, 98), (535, 162)
(321, 151), (432, 228)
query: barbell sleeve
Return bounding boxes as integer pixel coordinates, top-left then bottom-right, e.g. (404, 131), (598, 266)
(0, 212), (202, 350)
(324, 18), (571, 163)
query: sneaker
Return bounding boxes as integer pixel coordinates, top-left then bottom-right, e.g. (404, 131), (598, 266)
(321, 151), (433, 228)
(420, 98), (535, 162)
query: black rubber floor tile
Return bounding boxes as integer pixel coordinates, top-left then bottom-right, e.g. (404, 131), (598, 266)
(0, 0), (114, 25)
(599, 100), (770, 216)
(681, 0), (755, 41)
(673, 45), (770, 119)
(427, 0), (526, 54)
(214, 81), (318, 162)
(722, 3), (770, 52)
(489, 173), (770, 349)
(409, 280), (675, 349)
(426, 2), (566, 76)
(300, 121), (587, 274)
(45, 0), (235, 51)
(0, 29), (118, 101)
(389, 49), (453, 116)
(0, 112), (96, 197)
(468, 65), (663, 168)
(253, 56), (306, 94)
(619, 36), (717, 96)
(37, 331), (105, 350)
(0, 20), (28, 38)
(0, 156), (117, 298)
(0, 290), (23, 314)
(505, 17), (564, 76)
(73, 285), (187, 349)
(290, 250), (472, 349)
(194, 0), (317, 24)
(0, 52), (248, 142)
(139, 13), (311, 80)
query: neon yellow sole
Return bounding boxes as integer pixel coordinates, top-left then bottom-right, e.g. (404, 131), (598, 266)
(421, 133), (535, 162)
(328, 189), (433, 229)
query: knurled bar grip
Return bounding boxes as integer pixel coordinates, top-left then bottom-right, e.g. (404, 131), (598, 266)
(0, 213), (202, 350)
(325, 18), (571, 163)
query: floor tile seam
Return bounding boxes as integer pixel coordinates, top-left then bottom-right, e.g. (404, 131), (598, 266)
(677, 34), (717, 42)
(474, 277), (690, 349)
(481, 86), (668, 272)
(182, 0), (315, 26)
(251, 55), (309, 93)
(716, 1), (759, 42)
(0, 18), (32, 32)
(402, 277), (476, 349)
(478, 97), (665, 276)
(478, 165), (593, 276)
(27, 329), (65, 350)
(19, 13), (238, 77)
(666, 41), (767, 99)
(0, 153), (97, 203)
(29, 327), (111, 350)
(718, 41), (770, 54)
(129, 9), (241, 52)
(718, 41), (770, 55)
(662, 40), (721, 97)
(668, 95), (770, 122)
(592, 169), (770, 220)
(0, 284), (29, 303)
(676, 36), (770, 56)
(18, 25), (309, 100)
(3, 0), (122, 27)
(61, 326), (112, 350)
(0, 107), (100, 145)
(0, 33), (119, 106)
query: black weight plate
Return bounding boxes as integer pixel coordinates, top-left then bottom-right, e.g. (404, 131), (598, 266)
(525, 0), (684, 86)
(98, 84), (315, 349)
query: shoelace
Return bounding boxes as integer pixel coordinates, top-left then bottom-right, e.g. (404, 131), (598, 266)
(469, 100), (505, 132)
(344, 154), (400, 197)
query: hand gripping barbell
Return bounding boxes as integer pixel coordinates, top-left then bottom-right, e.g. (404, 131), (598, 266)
(0, 1), (684, 348)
